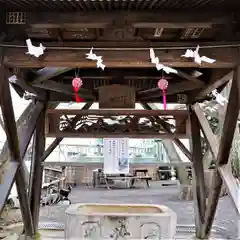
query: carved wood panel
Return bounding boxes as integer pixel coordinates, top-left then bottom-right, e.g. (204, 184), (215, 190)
(45, 110), (188, 138)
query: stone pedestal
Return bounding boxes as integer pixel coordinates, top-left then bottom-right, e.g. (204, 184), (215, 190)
(65, 203), (177, 239)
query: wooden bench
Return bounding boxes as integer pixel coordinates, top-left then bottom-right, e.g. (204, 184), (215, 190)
(92, 169), (152, 189)
(131, 168), (152, 187)
(104, 175), (152, 189)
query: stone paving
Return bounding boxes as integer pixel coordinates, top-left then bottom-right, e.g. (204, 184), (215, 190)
(39, 182), (239, 239)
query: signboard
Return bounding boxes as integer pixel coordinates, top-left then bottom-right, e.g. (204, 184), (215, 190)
(103, 138), (129, 174)
(99, 84), (135, 109)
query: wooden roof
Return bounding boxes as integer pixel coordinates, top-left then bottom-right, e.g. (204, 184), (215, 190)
(1, 0), (240, 11)
(1, 8), (237, 104)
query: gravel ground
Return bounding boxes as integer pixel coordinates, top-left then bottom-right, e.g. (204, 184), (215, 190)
(38, 182), (239, 239)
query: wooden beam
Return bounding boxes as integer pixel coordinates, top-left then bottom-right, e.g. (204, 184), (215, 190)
(174, 70), (204, 84)
(51, 67), (202, 78)
(1, 102), (44, 164)
(19, 102), (44, 158)
(192, 103), (219, 159)
(10, 83), (25, 98)
(32, 80), (96, 99)
(41, 138), (62, 162)
(0, 102), (38, 186)
(218, 165), (240, 215)
(189, 107), (207, 238)
(0, 161), (19, 214)
(3, 46), (238, 68)
(5, 40), (240, 49)
(9, 72), (38, 95)
(138, 81), (203, 99)
(41, 102), (93, 162)
(189, 70), (233, 102)
(26, 12), (232, 29)
(48, 91), (191, 103)
(203, 66), (240, 238)
(32, 67), (71, 84)
(0, 66), (34, 237)
(141, 103), (191, 159)
(29, 104), (46, 234)
(47, 109), (188, 117)
(46, 132), (188, 139)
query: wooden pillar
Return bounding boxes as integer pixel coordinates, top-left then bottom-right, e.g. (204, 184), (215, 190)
(0, 101), (44, 188)
(188, 107), (207, 238)
(203, 66), (240, 238)
(29, 104), (47, 234)
(0, 65), (34, 236)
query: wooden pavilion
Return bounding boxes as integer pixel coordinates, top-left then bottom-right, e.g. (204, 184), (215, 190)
(0, 0), (239, 239)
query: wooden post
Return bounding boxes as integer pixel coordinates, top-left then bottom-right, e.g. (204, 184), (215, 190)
(188, 107), (207, 238)
(0, 64), (34, 236)
(203, 66), (240, 238)
(29, 104), (47, 234)
(0, 101), (44, 188)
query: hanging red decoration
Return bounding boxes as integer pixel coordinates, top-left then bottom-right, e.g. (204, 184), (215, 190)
(72, 77), (83, 103)
(158, 78), (169, 110)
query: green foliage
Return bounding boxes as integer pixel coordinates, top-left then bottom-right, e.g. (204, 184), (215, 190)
(36, 232), (41, 240)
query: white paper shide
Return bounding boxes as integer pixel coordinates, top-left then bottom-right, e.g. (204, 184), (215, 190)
(86, 47), (105, 70)
(150, 48), (177, 74)
(212, 89), (228, 106)
(181, 45), (216, 65)
(103, 138), (129, 174)
(26, 39), (46, 58)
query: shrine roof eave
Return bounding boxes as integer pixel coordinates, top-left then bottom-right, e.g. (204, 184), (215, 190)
(1, 0), (240, 12)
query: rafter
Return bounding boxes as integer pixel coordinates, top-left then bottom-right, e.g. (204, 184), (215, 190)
(31, 67), (71, 84)
(26, 11), (232, 29)
(175, 70), (204, 84)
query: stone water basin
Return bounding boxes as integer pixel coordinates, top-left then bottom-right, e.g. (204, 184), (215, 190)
(65, 203), (177, 239)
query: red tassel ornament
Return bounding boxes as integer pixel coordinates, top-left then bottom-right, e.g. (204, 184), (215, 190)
(72, 77), (83, 103)
(158, 78), (169, 110)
